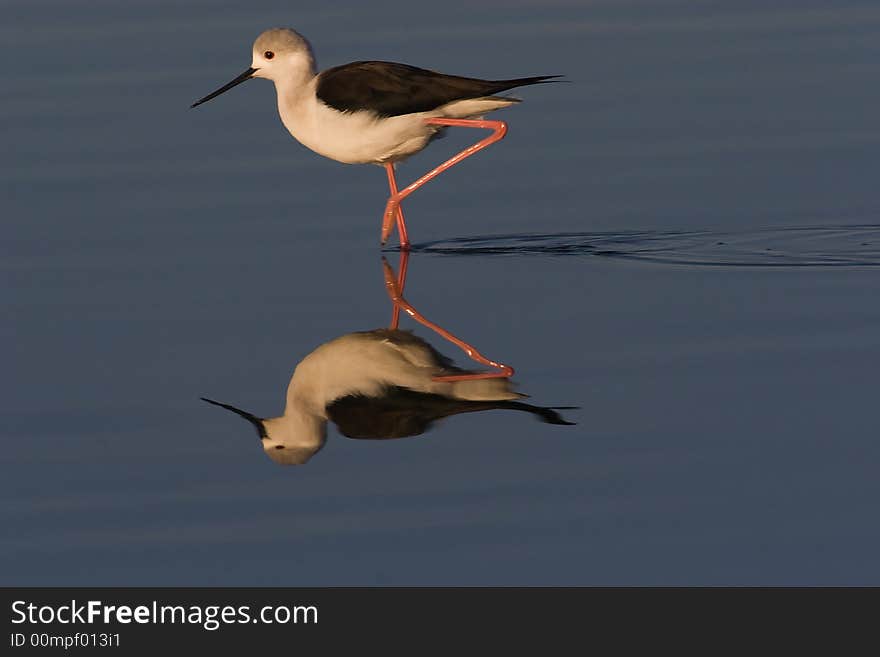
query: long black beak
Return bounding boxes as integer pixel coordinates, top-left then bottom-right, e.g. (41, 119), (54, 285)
(191, 67), (257, 108)
(201, 397), (268, 439)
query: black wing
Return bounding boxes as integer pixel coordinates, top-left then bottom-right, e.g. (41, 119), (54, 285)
(326, 386), (576, 440)
(316, 61), (561, 117)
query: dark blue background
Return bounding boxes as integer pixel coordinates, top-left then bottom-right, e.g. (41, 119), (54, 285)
(4, 0), (879, 584)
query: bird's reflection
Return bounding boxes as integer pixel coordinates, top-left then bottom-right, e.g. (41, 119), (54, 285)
(203, 252), (575, 465)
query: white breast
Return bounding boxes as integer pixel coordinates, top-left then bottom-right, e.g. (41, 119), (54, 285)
(285, 334), (444, 414)
(277, 82), (437, 164)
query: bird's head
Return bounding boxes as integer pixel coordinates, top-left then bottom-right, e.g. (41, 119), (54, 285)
(250, 28), (316, 82)
(201, 397), (324, 465)
(191, 27), (315, 108)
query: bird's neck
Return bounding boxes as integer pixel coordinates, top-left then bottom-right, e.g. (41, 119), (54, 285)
(284, 358), (334, 416)
(273, 61), (318, 107)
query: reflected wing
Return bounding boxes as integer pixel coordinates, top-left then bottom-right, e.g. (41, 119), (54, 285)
(326, 386), (576, 440)
(316, 61), (559, 117)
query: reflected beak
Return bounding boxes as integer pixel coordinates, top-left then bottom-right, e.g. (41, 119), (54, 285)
(191, 67), (257, 108)
(201, 397), (268, 439)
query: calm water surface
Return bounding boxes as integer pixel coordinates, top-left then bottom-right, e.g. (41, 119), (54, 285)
(4, 0), (880, 584)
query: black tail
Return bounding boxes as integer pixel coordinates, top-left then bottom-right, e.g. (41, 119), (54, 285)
(498, 401), (578, 425)
(492, 75), (564, 93)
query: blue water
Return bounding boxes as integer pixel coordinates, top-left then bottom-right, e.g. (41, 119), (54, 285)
(3, 0), (880, 584)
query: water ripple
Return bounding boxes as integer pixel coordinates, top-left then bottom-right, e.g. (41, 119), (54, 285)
(411, 225), (880, 267)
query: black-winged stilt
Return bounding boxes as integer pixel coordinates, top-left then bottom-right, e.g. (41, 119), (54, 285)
(192, 28), (559, 249)
(201, 328), (573, 465)
(201, 254), (574, 465)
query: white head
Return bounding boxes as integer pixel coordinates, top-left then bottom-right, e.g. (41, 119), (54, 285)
(191, 28), (316, 108)
(201, 397), (327, 465)
(250, 28), (316, 82)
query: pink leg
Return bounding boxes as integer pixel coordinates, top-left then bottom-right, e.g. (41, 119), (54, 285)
(388, 249), (410, 329)
(384, 163), (409, 250)
(382, 256), (514, 381)
(381, 118), (509, 248)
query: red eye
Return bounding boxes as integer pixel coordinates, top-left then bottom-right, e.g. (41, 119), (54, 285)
(264, 51), (274, 60)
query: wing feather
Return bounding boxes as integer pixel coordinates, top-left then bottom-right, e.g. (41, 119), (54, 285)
(327, 386), (576, 440)
(316, 61), (560, 117)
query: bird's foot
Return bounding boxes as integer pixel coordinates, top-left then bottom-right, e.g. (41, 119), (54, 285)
(381, 196), (409, 249)
(381, 199), (398, 246)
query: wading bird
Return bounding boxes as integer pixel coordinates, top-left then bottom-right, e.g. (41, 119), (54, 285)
(202, 254), (575, 464)
(192, 28), (559, 249)
(202, 329), (574, 464)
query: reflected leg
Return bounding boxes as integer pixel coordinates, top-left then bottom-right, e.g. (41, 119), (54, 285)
(388, 249), (410, 330)
(382, 256), (514, 381)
